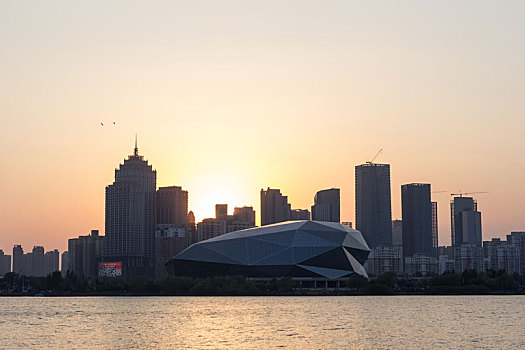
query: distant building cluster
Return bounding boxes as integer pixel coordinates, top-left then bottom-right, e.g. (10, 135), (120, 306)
(359, 164), (525, 277)
(11, 245), (59, 277)
(3, 141), (525, 281)
(197, 205), (256, 242)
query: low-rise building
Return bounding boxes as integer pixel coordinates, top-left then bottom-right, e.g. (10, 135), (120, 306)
(438, 255), (455, 274)
(483, 238), (519, 274)
(405, 254), (437, 276)
(454, 245), (485, 273)
(366, 246), (403, 276)
(290, 209), (310, 221)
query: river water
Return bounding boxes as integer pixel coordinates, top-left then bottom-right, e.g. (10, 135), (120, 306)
(0, 296), (523, 349)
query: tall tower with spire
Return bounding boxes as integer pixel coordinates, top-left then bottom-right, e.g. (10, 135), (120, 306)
(103, 137), (157, 278)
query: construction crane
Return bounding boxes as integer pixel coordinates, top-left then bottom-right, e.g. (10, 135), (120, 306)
(366, 148), (383, 165)
(450, 191), (489, 197)
(432, 190), (447, 194)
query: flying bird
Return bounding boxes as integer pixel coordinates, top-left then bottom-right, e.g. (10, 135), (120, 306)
(100, 122), (104, 126)
(113, 121), (116, 125)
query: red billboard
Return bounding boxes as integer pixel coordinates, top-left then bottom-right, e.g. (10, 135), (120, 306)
(98, 262), (123, 277)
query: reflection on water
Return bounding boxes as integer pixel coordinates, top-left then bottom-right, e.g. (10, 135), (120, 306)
(0, 296), (523, 349)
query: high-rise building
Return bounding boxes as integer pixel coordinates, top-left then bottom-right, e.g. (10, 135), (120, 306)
(355, 163), (392, 248)
(450, 196), (482, 247)
(12, 245), (26, 275)
(260, 188), (291, 226)
(187, 211), (197, 245)
(104, 139), (157, 278)
(215, 204), (228, 220)
(155, 186), (189, 278)
(61, 251), (69, 275)
(43, 250), (60, 276)
(0, 250), (11, 275)
(30, 246), (45, 277)
(507, 232), (525, 275)
(68, 230), (105, 278)
(392, 220), (403, 246)
(156, 186), (188, 227)
(432, 202), (438, 257)
(290, 209), (310, 221)
(311, 188), (340, 222)
(401, 183), (433, 258)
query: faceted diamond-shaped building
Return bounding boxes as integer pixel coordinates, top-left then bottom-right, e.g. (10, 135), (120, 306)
(166, 221), (370, 279)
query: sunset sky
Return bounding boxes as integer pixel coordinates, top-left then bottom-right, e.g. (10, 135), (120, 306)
(1, 1), (524, 253)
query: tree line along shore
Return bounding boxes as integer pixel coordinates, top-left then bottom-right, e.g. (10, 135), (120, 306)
(1, 270), (524, 296)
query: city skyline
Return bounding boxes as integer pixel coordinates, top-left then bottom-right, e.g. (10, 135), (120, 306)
(2, 2), (525, 253)
(0, 139), (510, 253)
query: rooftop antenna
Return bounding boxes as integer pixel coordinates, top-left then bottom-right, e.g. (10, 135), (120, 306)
(134, 133), (138, 156)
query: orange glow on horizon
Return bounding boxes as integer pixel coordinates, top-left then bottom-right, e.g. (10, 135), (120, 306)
(1, 2), (524, 254)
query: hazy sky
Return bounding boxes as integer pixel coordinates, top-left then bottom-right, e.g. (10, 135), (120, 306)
(1, 1), (524, 253)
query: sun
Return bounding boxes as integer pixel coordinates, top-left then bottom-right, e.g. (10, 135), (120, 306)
(187, 172), (252, 222)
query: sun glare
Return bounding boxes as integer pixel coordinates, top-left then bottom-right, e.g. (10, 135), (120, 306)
(188, 172), (252, 222)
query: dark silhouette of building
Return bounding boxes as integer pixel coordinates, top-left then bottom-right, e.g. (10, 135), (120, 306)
(67, 230), (105, 278)
(290, 209), (310, 220)
(155, 225), (187, 279)
(156, 186), (188, 227)
(0, 250), (11, 275)
(392, 219), (403, 246)
(233, 206), (256, 226)
(215, 204), (228, 220)
(155, 186), (189, 279)
(11, 245), (59, 276)
(507, 232), (525, 275)
(311, 188), (340, 222)
(12, 245), (26, 275)
(401, 183), (433, 258)
(432, 201), (438, 257)
(483, 238), (519, 274)
(167, 221), (370, 280)
(43, 249), (60, 276)
(197, 204), (256, 242)
(355, 163), (392, 248)
(104, 139), (157, 278)
(187, 211), (197, 245)
(451, 196), (482, 247)
(30, 246), (45, 276)
(61, 251), (69, 276)
(260, 188), (291, 226)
